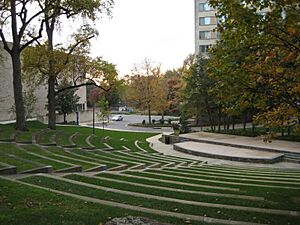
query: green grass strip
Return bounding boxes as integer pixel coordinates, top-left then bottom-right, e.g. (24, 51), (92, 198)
(65, 174), (271, 209)
(55, 132), (75, 147)
(0, 143), (67, 170)
(0, 152), (37, 172)
(89, 136), (109, 149)
(37, 130), (57, 144)
(91, 150), (151, 166)
(72, 149), (135, 167)
(163, 167), (300, 184)
(138, 153), (198, 164)
(134, 141), (157, 153)
(117, 151), (180, 165)
(20, 175), (300, 225)
(205, 164), (300, 174)
(97, 172), (238, 194)
(20, 145), (73, 170)
(0, 125), (15, 140)
(0, 178), (192, 225)
(124, 171), (300, 210)
(113, 151), (173, 165)
(44, 147), (98, 170)
(64, 149), (119, 169)
(15, 131), (33, 143)
(188, 165), (300, 179)
(72, 134), (91, 148)
(144, 169), (300, 188)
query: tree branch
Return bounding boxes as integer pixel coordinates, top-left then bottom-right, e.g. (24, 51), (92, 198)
(52, 35), (95, 77)
(63, 35), (95, 66)
(18, 7), (43, 41)
(56, 81), (112, 95)
(20, 19), (45, 52)
(0, 28), (12, 55)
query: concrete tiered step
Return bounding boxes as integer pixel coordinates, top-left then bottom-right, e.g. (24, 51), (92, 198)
(284, 153), (300, 164)
(174, 141), (284, 163)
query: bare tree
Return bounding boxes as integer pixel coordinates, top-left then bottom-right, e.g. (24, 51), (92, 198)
(0, 0), (44, 130)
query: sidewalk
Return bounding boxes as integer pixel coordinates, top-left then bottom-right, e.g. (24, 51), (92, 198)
(147, 134), (300, 169)
(180, 132), (300, 154)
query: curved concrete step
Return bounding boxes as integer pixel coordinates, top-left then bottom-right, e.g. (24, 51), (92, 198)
(174, 141), (284, 164)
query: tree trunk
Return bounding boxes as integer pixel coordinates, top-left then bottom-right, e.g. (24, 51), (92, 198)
(196, 114), (201, 126)
(11, 50), (26, 131)
(218, 107), (221, 132)
(226, 116), (230, 131)
(48, 75), (56, 129)
(232, 116), (235, 130)
(10, 1), (26, 131)
(63, 113), (66, 124)
(205, 99), (214, 131)
(46, 19), (56, 130)
(161, 112), (164, 124)
(148, 103), (151, 124)
(243, 113), (247, 130)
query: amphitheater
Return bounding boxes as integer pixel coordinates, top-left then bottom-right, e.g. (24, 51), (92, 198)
(1, 123), (300, 225)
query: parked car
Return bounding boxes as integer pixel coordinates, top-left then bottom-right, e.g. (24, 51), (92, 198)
(111, 115), (123, 121)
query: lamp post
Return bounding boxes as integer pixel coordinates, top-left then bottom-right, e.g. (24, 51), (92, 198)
(92, 102), (95, 135)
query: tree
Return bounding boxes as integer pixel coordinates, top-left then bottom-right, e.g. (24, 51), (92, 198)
(97, 96), (109, 131)
(152, 73), (168, 121)
(125, 59), (163, 124)
(92, 57), (121, 107)
(10, 90), (37, 120)
(22, 45), (114, 128)
(55, 79), (80, 124)
(0, 0), (44, 130)
(165, 70), (182, 115)
(209, 0), (300, 134)
(31, 0), (114, 130)
(181, 55), (217, 129)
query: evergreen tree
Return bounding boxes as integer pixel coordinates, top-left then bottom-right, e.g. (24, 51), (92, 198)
(56, 80), (80, 124)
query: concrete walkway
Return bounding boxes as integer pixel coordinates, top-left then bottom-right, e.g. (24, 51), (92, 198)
(174, 141), (284, 163)
(181, 132), (300, 154)
(147, 135), (300, 169)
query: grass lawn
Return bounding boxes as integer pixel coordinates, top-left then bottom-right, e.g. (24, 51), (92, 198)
(1, 121), (300, 225)
(64, 174), (269, 208)
(20, 175), (300, 225)
(0, 178), (193, 225)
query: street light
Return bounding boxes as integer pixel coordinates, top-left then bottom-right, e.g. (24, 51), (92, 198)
(93, 102), (95, 135)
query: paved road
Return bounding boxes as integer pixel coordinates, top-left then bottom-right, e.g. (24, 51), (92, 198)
(88, 114), (177, 133)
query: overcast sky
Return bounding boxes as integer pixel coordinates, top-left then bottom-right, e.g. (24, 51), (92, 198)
(90, 0), (195, 76)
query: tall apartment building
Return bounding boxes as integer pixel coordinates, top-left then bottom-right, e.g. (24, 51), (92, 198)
(194, 0), (219, 55)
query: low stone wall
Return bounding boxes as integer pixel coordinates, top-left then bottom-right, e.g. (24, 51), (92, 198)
(161, 133), (186, 145)
(173, 143), (284, 164)
(37, 109), (98, 125)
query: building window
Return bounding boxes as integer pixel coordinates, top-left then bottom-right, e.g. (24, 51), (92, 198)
(76, 103), (85, 112)
(199, 17), (211, 25)
(199, 45), (210, 53)
(217, 16), (225, 24)
(199, 3), (210, 11)
(199, 31), (211, 39)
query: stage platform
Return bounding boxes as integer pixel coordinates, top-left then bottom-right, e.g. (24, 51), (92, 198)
(174, 141), (285, 163)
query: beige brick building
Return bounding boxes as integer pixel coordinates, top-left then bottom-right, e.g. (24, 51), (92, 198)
(194, 0), (219, 55)
(0, 43), (87, 122)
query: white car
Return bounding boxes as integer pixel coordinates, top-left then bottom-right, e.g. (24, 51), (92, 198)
(111, 115), (123, 121)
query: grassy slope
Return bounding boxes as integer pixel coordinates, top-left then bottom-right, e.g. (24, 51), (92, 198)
(0, 178), (195, 225)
